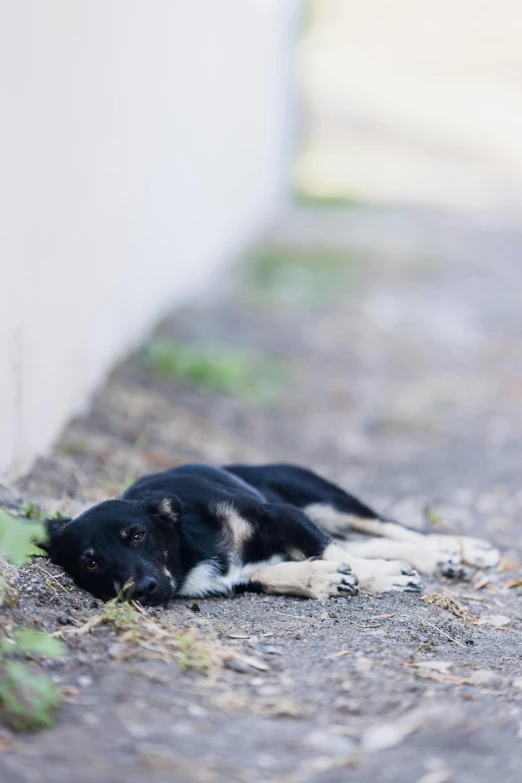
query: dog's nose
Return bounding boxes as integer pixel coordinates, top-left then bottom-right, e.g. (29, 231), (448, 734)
(133, 576), (158, 602)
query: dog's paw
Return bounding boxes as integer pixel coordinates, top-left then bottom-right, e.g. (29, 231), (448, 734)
(305, 560), (359, 599)
(433, 535), (500, 570)
(352, 558), (422, 594)
(406, 540), (464, 577)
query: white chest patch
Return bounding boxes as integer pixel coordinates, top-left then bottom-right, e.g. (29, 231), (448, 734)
(177, 555), (284, 598)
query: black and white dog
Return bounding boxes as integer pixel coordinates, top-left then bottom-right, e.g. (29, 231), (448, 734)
(43, 463), (500, 606)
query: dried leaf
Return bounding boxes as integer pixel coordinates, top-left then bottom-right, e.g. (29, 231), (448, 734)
(223, 653), (269, 672)
(498, 555), (520, 572)
(326, 650), (350, 660)
(421, 672), (474, 686)
(402, 660), (453, 674)
(472, 575), (490, 590)
(225, 633), (250, 640)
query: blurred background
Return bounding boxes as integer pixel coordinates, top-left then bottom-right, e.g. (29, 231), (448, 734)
(296, 0), (522, 214)
(2, 0), (522, 496)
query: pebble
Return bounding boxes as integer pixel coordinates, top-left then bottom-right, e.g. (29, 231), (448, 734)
(108, 643), (123, 659)
(480, 614), (511, 627)
(472, 669), (499, 686)
(257, 685), (280, 697)
(226, 659), (251, 674)
(304, 730), (356, 756)
(78, 675), (93, 688)
(260, 645), (283, 655)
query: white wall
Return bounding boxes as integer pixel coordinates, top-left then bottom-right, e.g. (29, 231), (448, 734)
(0, 0), (297, 478)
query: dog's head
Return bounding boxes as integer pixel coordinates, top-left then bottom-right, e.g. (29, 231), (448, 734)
(42, 496), (182, 605)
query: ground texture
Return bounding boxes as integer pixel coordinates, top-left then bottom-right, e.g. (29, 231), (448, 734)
(2, 206), (522, 783)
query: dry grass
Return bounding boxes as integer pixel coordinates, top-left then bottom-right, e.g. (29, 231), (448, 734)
(422, 590), (478, 624)
(53, 599), (268, 675)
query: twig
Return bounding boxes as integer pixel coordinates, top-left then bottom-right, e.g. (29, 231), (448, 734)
(326, 650), (350, 659)
(415, 614), (467, 648)
(30, 563), (69, 594)
(271, 611), (305, 619)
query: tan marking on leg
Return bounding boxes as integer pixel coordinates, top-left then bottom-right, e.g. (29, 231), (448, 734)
(304, 503), (423, 542)
(212, 501), (253, 551)
(336, 538), (461, 576)
(288, 547), (307, 561)
(250, 560), (358, 600)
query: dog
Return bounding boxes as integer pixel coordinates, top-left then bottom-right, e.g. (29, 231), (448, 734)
(42, 463), (500, 606)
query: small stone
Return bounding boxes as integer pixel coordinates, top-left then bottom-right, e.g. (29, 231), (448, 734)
(187, 704), (208, 718)
(304, 730), (356, 756)
(77, 675), (93, 688)
(226, 659), (251, 674)
(480, 614), (511, 627)
(472, 669), (499, 686)
(250, 677), (264, 686)
(513, 677), (522, 690)
(260, 645), (283, 655)
(126, 723), (148, 738)
(108, 643), (123, 659)
(257, 685), (280, 697)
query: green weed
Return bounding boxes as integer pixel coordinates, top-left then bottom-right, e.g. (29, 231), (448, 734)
(0, 614), (67, 733)
(242, 246), (363, 308)
(140, 339), (285, 403)
(0, 509), (67, 731)
(177, 628), (212, 672)
(294, 191), (363, 209)
(0, 508), (44, 564)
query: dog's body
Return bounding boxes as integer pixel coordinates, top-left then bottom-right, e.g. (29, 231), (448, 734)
(44, 463), (500, 605)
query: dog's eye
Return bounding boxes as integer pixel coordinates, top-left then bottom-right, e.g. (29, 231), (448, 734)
(84, 559), (99, 571)
(132, 531), (145, 543)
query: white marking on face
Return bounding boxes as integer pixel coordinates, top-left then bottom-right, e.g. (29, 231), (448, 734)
(162, 565), (177, 592)
(160, 498), (179, 520)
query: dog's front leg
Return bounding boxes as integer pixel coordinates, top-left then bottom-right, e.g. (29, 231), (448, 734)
(249, 559), (358, 600)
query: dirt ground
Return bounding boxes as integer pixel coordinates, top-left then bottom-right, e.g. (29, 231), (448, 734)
(2, 205), (522, 783)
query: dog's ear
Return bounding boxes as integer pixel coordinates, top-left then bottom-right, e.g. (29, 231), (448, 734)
(146, 496), (182, 526)
(38, 516), (73, 555)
